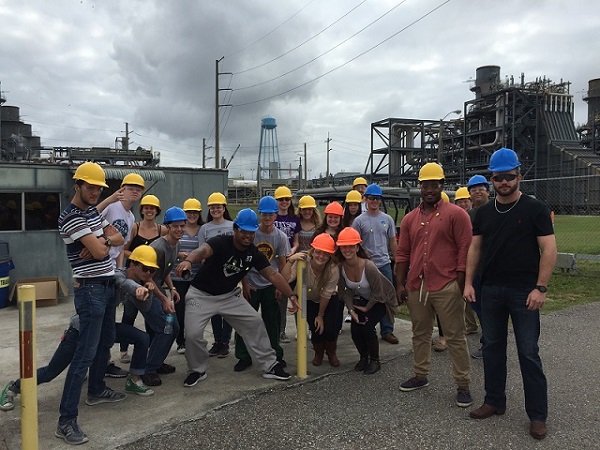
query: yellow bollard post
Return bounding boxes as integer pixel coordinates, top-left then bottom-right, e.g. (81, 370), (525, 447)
(295, 260), (308, 378)
(18, 285), (38, 450)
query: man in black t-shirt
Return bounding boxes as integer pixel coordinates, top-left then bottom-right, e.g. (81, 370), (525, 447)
(175, 209), (299, 387)
(464, 148), (557, 440)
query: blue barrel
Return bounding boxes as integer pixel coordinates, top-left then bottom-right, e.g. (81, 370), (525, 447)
(0, 259), (15, 308)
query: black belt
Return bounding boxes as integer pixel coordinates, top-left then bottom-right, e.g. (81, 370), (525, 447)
(74, 277), (116, 287)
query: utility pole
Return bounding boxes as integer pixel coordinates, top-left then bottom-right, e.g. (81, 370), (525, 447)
(325, 133), (332, 186)
(304, 143), (307, 189)
(298, 156), (302, 189)
(202, 138), (206, 168)
(215, 57), (232, 169)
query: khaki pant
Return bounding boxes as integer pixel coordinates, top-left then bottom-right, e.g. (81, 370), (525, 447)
(464, 302), (479, 333)
(406, 279), (471, 386)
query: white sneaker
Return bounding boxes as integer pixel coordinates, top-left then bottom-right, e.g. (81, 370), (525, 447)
(344, 314), (352, 323)
(119, 352), (131, 364)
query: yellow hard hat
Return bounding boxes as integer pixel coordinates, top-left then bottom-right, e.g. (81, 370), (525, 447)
(441, 192), (450, 202)
(454, 187), (470, 201)
(140, 195), (160, 208)
(207, 192), (227, 206)
(352, 177), (368, 188)
(345, 190), (363, 203)
(183, 198), (202, 211)
(298, 195), (317, 209)
(129, 245), (159, 268)
(418, 162), (445, 182)
(121, 173), (145, 188)
(73, 162), (108, 187)
(274, 186), (292, 199)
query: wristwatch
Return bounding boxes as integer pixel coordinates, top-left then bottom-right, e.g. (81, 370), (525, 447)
(535, 285), (547, 293)
(103, 236), (112, 247)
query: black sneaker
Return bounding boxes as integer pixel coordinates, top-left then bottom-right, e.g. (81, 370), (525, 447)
(399, 376), (429, 392)
(234, 359), (252, 372)
(263, 362), (291, 381)
(217, 343), (230, 358)
(156, 363), (176, 374)
(55, 419), (89, 445)
(141, 373), (162, 386)
(183, 371), (207, 387)
(456, 386), (473, 408)
(277, 358), (287, 368)
(208, 342), (221, 357)
(105, 363), (129, 378)
(85, 388), (127, 406)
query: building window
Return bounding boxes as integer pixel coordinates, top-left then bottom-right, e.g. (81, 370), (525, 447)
(0, 192), (61, 231)
(0, 193), (21, 231)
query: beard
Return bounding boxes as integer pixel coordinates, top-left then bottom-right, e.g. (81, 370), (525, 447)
(495, 182), (519, 198)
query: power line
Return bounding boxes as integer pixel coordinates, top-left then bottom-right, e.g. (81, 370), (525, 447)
(232, 0), (451, 107)
(233, 0), (409, 92)
(224, 0), (318, 59)
(234, 0), (367, 76)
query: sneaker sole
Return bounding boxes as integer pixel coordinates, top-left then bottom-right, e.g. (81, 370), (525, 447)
(183, 373), (207, 387)
(85, 395), (127, 406)
(125, 388), (155, 397)
(262, 373), (291, 381)
(217, 353), (230, 358)
(177, 349), (186, 354)
(55, 431), (89, 445)
(399, 382), (429, 392)
(105, 373), (128, 378)
(456, 400), (473, 408)
(0, 403), (14, 411)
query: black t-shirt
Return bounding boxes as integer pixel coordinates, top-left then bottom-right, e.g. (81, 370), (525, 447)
(191, 235), (270, 295)
(472, 194), (554, 287)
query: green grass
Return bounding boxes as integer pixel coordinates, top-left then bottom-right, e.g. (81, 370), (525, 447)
(553, 215), (600, 254)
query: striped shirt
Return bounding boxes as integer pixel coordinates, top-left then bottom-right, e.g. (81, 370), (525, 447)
(59, 203), (114, 278)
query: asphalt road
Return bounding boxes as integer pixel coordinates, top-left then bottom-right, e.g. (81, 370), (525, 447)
(120, 303), (600, 450)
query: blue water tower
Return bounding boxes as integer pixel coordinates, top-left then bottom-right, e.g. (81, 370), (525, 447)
(258, 116), (281, 180)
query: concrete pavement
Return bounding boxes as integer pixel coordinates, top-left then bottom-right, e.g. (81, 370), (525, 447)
(0, 297), (414, 449)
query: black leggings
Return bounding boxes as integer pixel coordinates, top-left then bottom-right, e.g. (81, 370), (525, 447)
(308, 296), (343, 343)
(350, 302), (386, 357)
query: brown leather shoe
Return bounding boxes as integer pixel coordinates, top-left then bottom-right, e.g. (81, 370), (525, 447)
(382, 333), (399, 344)
(469, 403), (506, 419)
(530, 420), (547, 440)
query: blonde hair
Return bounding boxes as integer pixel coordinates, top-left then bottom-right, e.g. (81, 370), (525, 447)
(297, 206), (321, 228)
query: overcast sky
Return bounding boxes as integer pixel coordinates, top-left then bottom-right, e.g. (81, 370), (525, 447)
(0, 0), (597, 180)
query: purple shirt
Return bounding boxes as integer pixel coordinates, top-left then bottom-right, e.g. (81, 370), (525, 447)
(274, 215), (301, 249)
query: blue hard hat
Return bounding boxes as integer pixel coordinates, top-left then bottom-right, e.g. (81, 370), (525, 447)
(258, 196), (279, 213)
(467, 174), (490, 190)
(489, 148), (521, 172)
(364, 184), (383, 197)
(234, 208), (259, 232)
(163, 206), (187, 224)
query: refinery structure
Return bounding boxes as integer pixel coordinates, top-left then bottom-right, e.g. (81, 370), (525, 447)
(369, 66), (600, 213)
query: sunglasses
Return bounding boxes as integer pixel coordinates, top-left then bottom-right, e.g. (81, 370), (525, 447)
(366, 196), (381, 201)
(491, 174), (518, 182)
(277, 197), (291, 202)
(136, 262), (156, 274)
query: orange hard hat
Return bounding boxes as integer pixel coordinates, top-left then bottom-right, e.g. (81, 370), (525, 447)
(324, 201), (343, 216)
(311, 233), (336, 254)
(336, 227), (362, 246)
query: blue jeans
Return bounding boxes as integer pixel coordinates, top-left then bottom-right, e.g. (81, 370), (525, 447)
(59, 283), (116, 423)
(115, 322), (149, 376)
(376, 263), (394, 337)
(481, 284), (547, 421)
(140, 296), (179, 374)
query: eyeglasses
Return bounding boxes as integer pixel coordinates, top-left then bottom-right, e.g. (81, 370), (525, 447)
(491, 174), (518, 182)
(277, 198), (291, 202)
(366, 196), (381, 201)
(136, 263), (156, 274)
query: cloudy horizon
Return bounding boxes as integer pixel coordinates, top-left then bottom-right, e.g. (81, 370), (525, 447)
(1, 0), (597, 180)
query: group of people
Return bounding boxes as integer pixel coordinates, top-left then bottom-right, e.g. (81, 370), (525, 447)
(0, 146), (557, 443)
(395, 148), (557, 440)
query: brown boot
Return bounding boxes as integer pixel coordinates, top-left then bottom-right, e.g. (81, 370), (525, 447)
(324, 341), (340, 367)
(312, 342), (325, 366)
